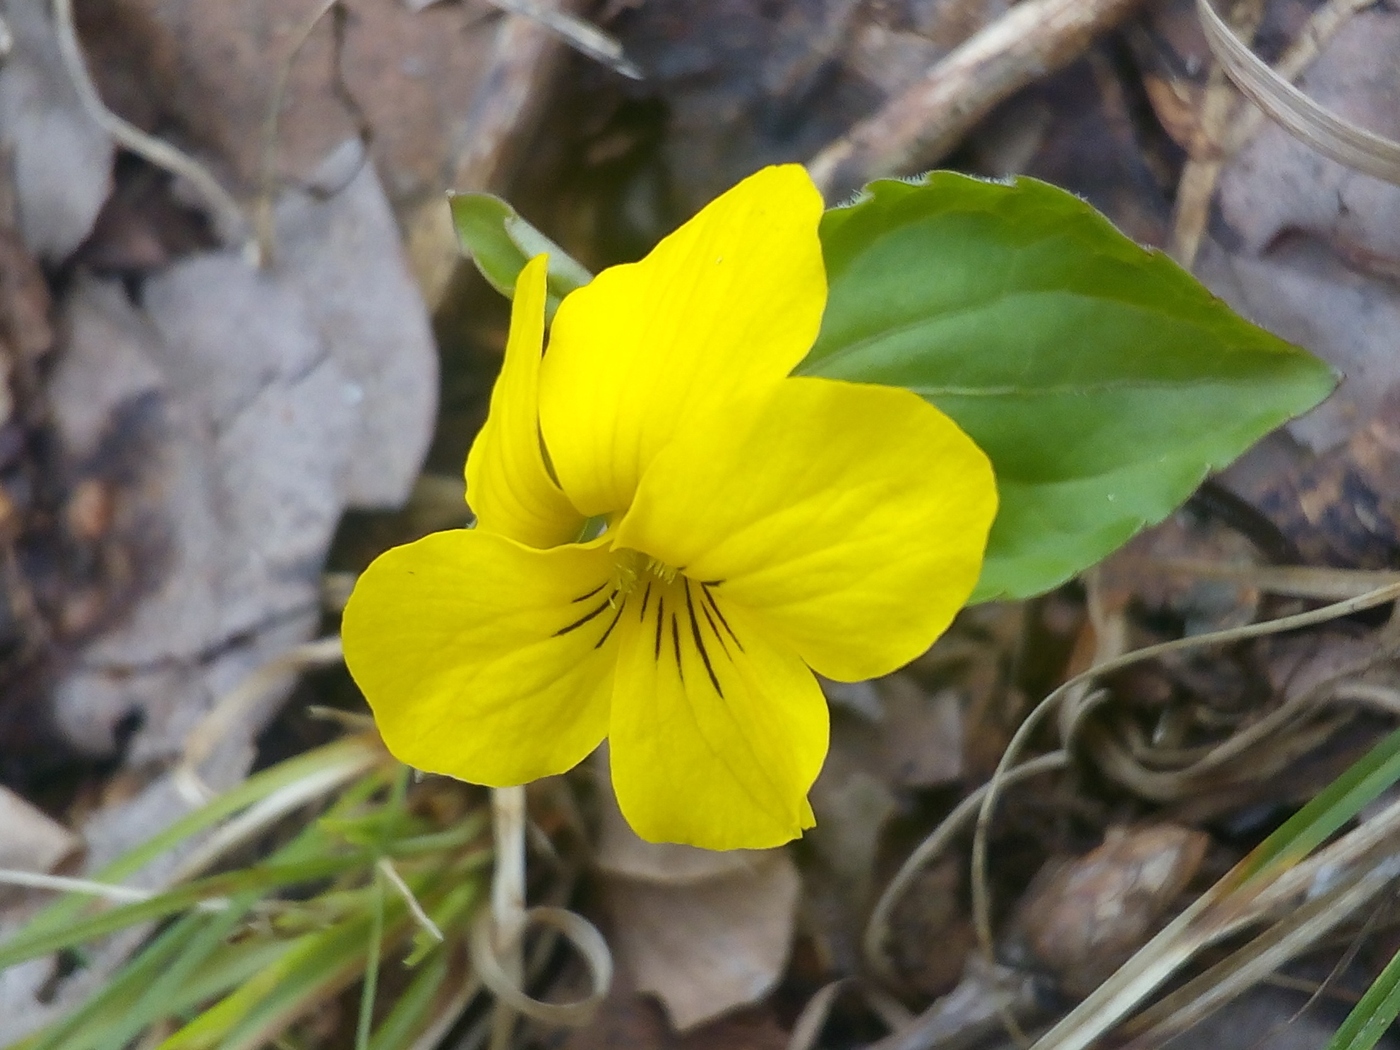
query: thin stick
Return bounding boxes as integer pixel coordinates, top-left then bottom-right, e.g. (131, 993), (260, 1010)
(807, 0), (1147, 199)
(378, 857), (444, 943)
(174, 634), (345, 805)
(50, 0), (248, 246)
(0, 869), (229, 912)
(1170, 0), (1265, 267)
(255, 0), (343, 268)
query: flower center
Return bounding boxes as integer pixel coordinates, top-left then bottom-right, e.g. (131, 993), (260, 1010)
(611, 547), (679, 598)
(554, 550), (739, 698)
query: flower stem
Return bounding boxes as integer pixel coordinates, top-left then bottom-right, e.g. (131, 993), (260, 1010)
(489, 786), (527, 1050)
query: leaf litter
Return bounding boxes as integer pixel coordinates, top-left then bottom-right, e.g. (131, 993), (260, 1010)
(1, 0), (1400, 1048)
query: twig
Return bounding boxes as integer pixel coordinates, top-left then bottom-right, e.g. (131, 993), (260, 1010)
(807, 0), (1148, 199)
(483, 0), (642, 79)
(378, 857), (444, 943)
(174, 635), (346, 805)
(50, 0), (249, 247)
(255, 0), (343, 268)
(0, 868), (225, 911)
(1170, 0), (1265, 268)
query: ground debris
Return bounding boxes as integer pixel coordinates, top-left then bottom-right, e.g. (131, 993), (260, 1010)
(594, 769), (802, 1031)
(1005, 823), (1208, 997)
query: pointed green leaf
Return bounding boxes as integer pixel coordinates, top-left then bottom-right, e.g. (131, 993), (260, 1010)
(448, 193), (592, 317)
(801, 173), (1337, 602)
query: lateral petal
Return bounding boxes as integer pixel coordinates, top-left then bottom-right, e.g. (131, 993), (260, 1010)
(609, 579), (826, 849)
(612, 377), (998, 682)
(465, 255), (585, 548)
(538, 165), (826, 517)
(342, 529), (618, 785)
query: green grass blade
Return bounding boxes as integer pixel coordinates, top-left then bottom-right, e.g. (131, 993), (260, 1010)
(20, 910), (211, 1050)
(157, 898), (410, 1050)
(1327, 945), (1400, 1050)
(0, 853), (374, 971)
(88, 894), (259, 1050)
(368, 948), (450, 1050)
(1240, 725), (1400, 882)
(356, 876), (386, 1050)
(14, 737), (382, 941)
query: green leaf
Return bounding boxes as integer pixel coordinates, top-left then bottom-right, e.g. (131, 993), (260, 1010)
(1327, 943), (1400, 1050)
(448, 193), (592, 318)
(802, 173), (1337, 602)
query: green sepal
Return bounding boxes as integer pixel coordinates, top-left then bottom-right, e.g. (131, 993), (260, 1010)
(448, 192), (592, 318)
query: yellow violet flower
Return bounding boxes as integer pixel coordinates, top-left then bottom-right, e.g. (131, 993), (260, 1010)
(342, 165), (997, 850)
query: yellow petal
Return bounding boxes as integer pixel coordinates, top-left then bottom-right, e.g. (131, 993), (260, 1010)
(465, 255), (585, 548)
(342, 529), (620, 785)
(612, 377), (998, 682)
(608, 577), (826, 849)
(538, 165), (826, 517)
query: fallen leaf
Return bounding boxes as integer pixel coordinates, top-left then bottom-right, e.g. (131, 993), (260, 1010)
(602, 856), (800, 1032)
(556, 962), (788, 1050)
(1007, 822), (1209, 996)
(0, 786), (79, 876)
(0, 0), (114, 264)
(594, 768), (801, 1031)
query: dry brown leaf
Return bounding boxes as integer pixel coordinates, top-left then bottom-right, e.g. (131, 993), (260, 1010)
(593, 765), (801, 1031)
(1008, 823), (1208, 996)
(602, 854), (800, 1032)
(556, 965), (788, 1050)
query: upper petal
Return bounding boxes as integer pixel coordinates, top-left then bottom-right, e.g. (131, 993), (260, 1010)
(342, 529), (618, 785)
(611, 377), (998, 682)
(537, 165), (826, 517)
(608, 577), (826, 849)
(465, 255), (585, 548)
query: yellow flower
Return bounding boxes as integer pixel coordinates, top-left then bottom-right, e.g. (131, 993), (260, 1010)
(342, 166), (997, 850)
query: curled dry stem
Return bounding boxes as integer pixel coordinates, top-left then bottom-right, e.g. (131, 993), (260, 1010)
(973, 578), (1400, 973)
(50, 0), (249, 247)
(863, 751), (1069, 986)
(1196, 0), (1400, 184)
(971, 580), (1400, 1050)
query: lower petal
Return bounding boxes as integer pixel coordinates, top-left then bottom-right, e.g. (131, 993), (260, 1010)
(342, 530), (618, 785)
(608, 580), (827, 850)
